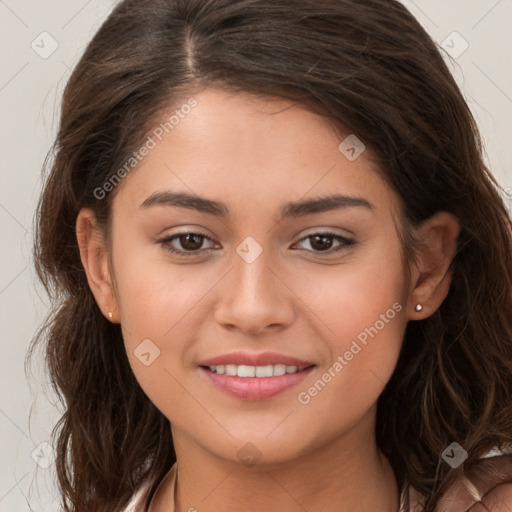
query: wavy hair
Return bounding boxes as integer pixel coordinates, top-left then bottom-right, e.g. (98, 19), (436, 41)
(28, 0), (512, 510)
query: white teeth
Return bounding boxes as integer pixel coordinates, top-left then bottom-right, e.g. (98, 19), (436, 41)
(237, 365), (256, 377)
(207, 364), (304, 377)
(255, 365), (273, 377)
(225, 364), (237, 376)
(273, 364), (286, 376)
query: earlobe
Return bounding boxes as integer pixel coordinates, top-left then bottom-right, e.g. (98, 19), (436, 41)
(407, 212), (461, 319)
(76, 208), (118, 322)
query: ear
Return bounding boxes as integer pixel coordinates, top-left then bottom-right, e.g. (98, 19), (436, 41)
(407, 212), (461, 320)
(76, 208), (119, 322)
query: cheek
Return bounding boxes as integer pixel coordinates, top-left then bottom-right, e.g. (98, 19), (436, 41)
(113, 255), (213, 407)
(112, 245), (231, 399)
(294, 305), (406, 437)
(300, 241), (407, 408)
(112, 230), (214, 333)
(310, 237), (406, 340)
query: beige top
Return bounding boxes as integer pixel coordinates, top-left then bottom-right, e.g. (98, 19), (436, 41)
(122, 463), (177, 512)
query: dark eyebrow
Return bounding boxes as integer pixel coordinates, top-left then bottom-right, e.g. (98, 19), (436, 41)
(281, 194), (374, 218)
(140, 191), (229, 217)
(140, 191), (374, 219)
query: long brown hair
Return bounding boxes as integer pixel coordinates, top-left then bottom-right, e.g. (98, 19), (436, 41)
(29, 0), (512, 510)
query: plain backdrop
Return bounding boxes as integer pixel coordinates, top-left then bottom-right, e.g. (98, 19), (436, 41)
(0, 0), (511, 510)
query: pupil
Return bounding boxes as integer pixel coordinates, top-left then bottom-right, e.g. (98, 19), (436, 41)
(311, 235), (332, 251)
(181, 234), (202, 250)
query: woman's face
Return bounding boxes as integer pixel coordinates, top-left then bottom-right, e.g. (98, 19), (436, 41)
(107, 88), (412, 464)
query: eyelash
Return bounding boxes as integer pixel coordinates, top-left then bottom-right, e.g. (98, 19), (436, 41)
(159, 230), (355, 258)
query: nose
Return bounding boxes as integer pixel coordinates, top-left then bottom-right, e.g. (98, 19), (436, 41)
(213, 249), (295, 335)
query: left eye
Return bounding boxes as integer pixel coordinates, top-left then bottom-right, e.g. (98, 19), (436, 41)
(293, 232), (354, 253)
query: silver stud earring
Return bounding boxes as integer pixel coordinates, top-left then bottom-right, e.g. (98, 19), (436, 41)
(108, 311), (113, 319)
(414, 304), (423, 312)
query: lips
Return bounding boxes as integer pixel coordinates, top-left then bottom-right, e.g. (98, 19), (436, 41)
(198, 350), (316, 400)
(200, 365), (315, 400)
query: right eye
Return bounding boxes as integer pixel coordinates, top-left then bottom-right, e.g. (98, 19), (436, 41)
(159, 231), (218, 257)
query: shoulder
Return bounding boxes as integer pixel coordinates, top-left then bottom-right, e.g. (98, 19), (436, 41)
(120, 463), (178, 512)
(120, 483), (152, 512)
(437, 453), (512, 512)
(402, 446), (512, 512)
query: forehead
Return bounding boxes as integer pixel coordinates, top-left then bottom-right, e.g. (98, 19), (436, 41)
(112, 88), (396, 218)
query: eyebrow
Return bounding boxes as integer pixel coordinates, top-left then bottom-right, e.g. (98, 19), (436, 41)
(140, 191), (374, 219)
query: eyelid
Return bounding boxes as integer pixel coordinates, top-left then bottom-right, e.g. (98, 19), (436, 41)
(296, 226), (356, 239)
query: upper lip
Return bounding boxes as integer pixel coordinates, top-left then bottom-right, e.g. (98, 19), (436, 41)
(199, 351), (315, 368)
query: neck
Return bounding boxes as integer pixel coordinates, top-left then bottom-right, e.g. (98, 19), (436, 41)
(153, 419), (400, 512)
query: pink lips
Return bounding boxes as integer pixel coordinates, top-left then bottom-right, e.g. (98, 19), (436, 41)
(199, 350), (315, 401)
(200, 366), (315, 400)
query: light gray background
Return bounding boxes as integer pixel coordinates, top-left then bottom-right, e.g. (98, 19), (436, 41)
(0, 0), (511, 510)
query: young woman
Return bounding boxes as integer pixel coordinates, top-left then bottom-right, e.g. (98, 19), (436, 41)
(30, 0), (512, 511)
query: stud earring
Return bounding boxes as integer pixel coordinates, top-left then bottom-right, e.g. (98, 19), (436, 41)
(414, 304), (423, 312)
(108, 311), (113, 319)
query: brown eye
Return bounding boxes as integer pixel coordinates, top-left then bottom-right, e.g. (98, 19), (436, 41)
(160, 232), (216, 257)
(294, 232), (355, 254)
(178, 233), (205, 251)
(309, 234), (336, 251)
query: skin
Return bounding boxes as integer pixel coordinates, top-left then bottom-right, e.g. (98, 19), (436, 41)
(77, 88), (460, 512)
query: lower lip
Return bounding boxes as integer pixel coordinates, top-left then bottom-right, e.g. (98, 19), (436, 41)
(200, 366), (315, 400)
